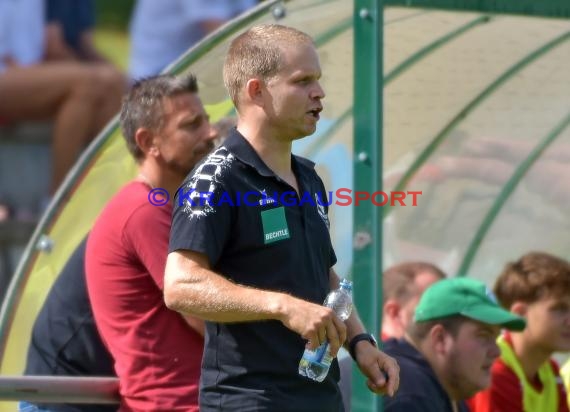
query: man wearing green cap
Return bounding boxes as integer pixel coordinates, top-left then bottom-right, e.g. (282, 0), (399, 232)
(383, 277), (526, 412)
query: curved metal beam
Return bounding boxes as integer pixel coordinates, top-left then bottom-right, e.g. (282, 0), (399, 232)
(388, 30), (570, 218)
(385, 14), (490, 83)
(305, 14), (490, 159)
(458, 111), (570, 275)
(383, 0), (570, 19)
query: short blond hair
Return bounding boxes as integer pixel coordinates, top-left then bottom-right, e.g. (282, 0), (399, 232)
(223, 24), (314, 109)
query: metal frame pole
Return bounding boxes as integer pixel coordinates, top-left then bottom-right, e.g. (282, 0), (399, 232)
(352, 0), (384, 410)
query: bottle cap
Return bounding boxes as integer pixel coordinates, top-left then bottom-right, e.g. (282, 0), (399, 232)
(339, 278), (353, 291)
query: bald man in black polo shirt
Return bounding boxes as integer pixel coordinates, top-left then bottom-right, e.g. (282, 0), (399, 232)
(165, 24), (400, 411)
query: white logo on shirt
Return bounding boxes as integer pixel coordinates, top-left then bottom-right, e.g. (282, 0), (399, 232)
(181, 147), (234, 219)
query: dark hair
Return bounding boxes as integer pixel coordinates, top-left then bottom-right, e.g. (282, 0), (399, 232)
(407, 314), (467, 342)
(119, 74), (198, 161)
(383, 262), (446, 303)
(494, 251), (570, 309)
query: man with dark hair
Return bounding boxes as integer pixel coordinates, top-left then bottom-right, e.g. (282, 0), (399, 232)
(164, 24), (399, 411)
(86, 74), (217, 411)
(384, 277), (526, 412)
(469, 252), (570, 412)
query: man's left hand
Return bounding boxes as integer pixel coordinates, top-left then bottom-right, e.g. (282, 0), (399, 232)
(354, 341), (400, 397)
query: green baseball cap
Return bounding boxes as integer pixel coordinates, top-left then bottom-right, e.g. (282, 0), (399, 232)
(414, 277), (526, 331)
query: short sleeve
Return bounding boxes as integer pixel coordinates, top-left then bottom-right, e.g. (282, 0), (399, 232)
(169, 167), (235, 268)
(122, 202), (171, 289)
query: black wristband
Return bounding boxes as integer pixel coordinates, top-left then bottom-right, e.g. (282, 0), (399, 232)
(348, 333), (377, 360)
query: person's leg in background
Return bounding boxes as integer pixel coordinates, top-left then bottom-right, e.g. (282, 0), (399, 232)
(0, 62), (124, 194)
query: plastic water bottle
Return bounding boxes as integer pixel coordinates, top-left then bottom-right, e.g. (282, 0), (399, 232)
(298, 278), (353, 382)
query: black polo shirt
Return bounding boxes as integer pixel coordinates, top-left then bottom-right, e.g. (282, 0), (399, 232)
(170, 129), (343, 411)
(383, 338), (470, 412)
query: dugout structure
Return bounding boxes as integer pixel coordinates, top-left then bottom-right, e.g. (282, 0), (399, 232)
(0, 1), (568, 410)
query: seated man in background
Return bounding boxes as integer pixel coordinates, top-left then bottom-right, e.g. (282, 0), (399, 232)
(338, 261), (445, 410)
(21, 237), (115, 412)
(384, 277), (526, 412)
(468, 252), (570, 412)
(381, 261), (446, 340)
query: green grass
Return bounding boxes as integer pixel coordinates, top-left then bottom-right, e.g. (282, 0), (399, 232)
(93, 29), (130, 71)
(95, 0), (135, 31)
